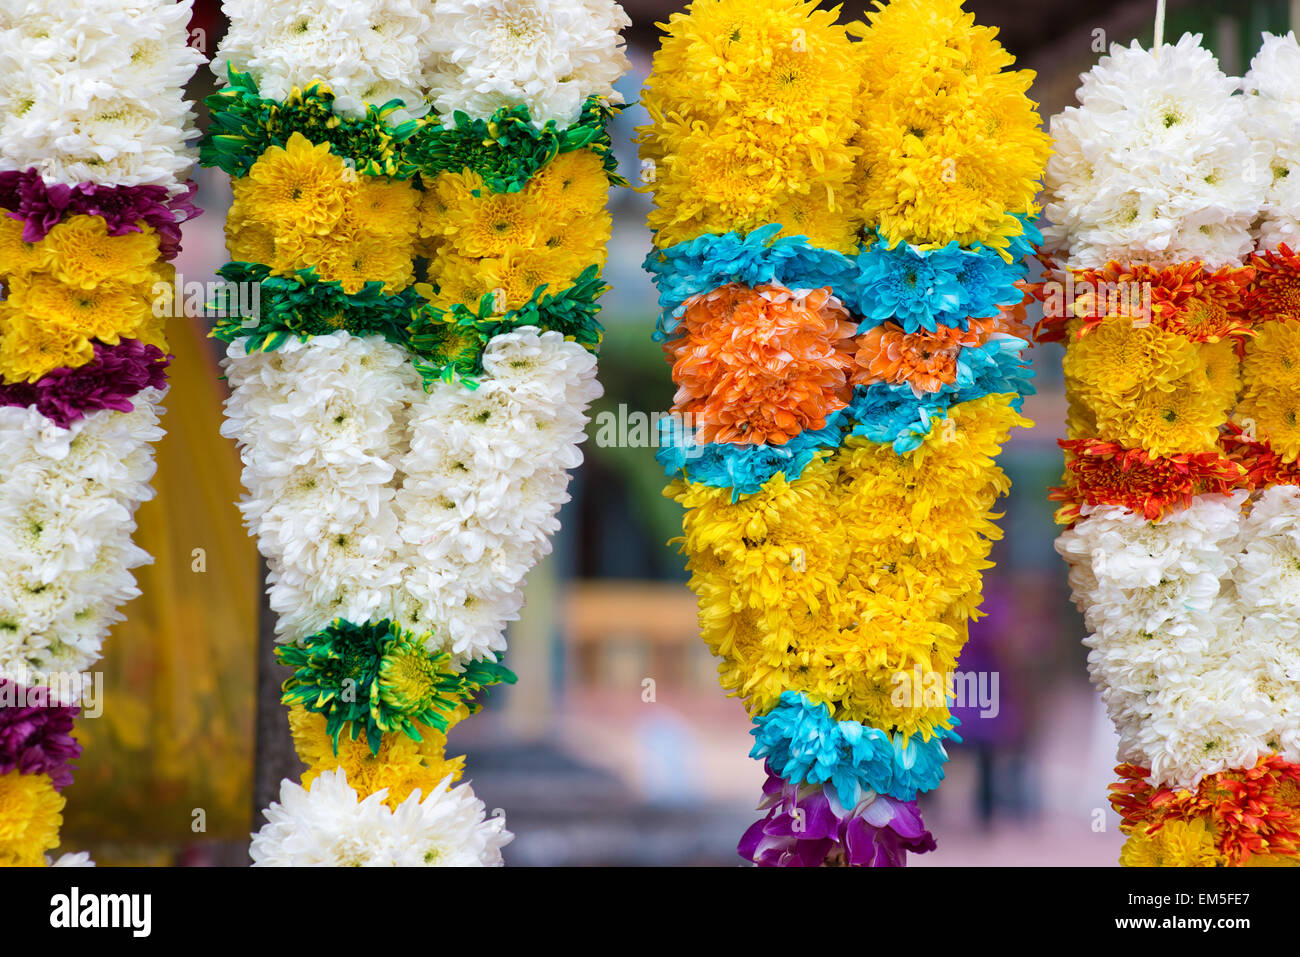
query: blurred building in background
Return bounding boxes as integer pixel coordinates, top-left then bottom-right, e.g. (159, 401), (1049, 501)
(77, 0), (1300, 865)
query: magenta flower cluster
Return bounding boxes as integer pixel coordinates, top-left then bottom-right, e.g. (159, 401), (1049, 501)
(0, 168), (200, 260)
(0, 340), (170, 428)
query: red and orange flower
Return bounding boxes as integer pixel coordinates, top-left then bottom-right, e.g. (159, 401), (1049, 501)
(1220, 421), (1300, 490)
(1248, 243), (1300, 322)
(1050, 438), (1246, 525)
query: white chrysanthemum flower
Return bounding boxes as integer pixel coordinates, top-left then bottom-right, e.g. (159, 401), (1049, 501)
(213, 0), (436, 118)
(425, 0), (630, 127)
(1242, 32), (1300, 251)
(46, 851), (95, 867)
(1043, 33), (1265, 269)
(250, 768), (510, 866)
(394, 328), (600, 661)
(222, 333), (421, 643)
(0, 0), (203, 190)
(0, 391), (166, 694)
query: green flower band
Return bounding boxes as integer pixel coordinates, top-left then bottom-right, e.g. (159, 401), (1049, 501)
(209, 261), (424, 353)
(410, 264), (607, 387)
(277, 618), (516, 755)
(201, 67), (624, 192)
(406, 99), (624, 194)
(202, 67), (422, 179)
(210, 261), (606, 389)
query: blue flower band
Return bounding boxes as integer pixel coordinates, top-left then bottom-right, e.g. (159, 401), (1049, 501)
(657, 338), (1034, 493)
(645, 214), (1041, 341)
(750, 691), (961, 806)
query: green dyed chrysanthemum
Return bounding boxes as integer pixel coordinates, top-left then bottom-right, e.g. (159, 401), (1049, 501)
(209, 262), (423, 353)
(201, 68), (421, 179)
(407, 99), (625, 194)
(277, 618), (516, 754)
(408, 264), (608, 388)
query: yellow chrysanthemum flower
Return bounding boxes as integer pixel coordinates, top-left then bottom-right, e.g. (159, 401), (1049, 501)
(1241, 319), (1300, 402)
(288, 706), (467, 810)
(0, 270), (159, 383)
(0, 770), (64, 867)
(527, 150), (612, 217)
(1097, 372), (1226, 457)
(420, 151), (610, 308)
(1200, 337), (1242, 410)
(1119, 819), (1225, 867)
(0, 214), (54, 278)
(309, 232), (415, 294)
(1064, 317), (1203, 408)
(43, 215), (160, 289)
(242, 132), (351, 236)
(637, 0), (863, 247)
(1236, 387), (1300, 463)
(848, 0), (1050, 254)
(346, 178), (420, 239)
(0, 303), (95, 383)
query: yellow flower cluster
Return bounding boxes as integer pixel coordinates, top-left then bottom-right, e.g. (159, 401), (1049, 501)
(227, 132), (420, 293)
(848, 0), (1050, 254)
(672, 393), (1025, 735)
(636, 0), (1048, 256)
(1118, 819), (1225, 867)
(1063, 316), (1239, 457)
(0, 769), (64, 867)
(1237, 320), (1300, 462)
(416, 149), (612, 312)
(288, 704), (468, 811)
(0, 214), (169, 383)
(637, 0), (865, 252)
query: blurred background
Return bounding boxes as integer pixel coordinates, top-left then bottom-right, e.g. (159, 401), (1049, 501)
(60, 0), (1300, 865)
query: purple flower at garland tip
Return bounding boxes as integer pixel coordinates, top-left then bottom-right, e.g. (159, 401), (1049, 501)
(738, 765), (936, 867)
(0, 169), (200, 260)
(0, 340), (170, 428)
(0, 677), (82, 791)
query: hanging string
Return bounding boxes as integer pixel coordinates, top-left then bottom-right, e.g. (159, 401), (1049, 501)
(1154, 0), (1166, 50)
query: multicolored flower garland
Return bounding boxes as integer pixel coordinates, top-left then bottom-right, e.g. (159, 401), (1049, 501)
(203, 0), (629, 867)
(0, 0), (201, 867)
(639, 0), (1047, 866)
(1041, 29), (1300, 866)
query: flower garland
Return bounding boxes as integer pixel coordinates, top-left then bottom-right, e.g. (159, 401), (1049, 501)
(204, 0), (629, 867)
(0, 0), (201, 868)
(639, 0), (1047, 866)
(1041, 29), (1300, 866)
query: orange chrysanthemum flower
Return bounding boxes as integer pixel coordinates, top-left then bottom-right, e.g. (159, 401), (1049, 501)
(1248, 243), (1300, 321)
(1050, 438), (1246, 525)
(1111, 758), (1300, 865)
(851, 323), (972, 395)
(1220, 421), (1300, 490)
(667, 283), (857, 445)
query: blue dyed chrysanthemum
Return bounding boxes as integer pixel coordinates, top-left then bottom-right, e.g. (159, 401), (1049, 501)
(655, 410), (849, 499)
(851, 215), (1042, 333)
(750, 691), (960, 806)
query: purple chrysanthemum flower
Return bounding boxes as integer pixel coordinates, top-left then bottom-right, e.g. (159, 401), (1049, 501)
(0, 677), (82, 791)
(0, 168), (200, 260)
(738, 764), (937, 867)
(0, 339), (170, 428)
